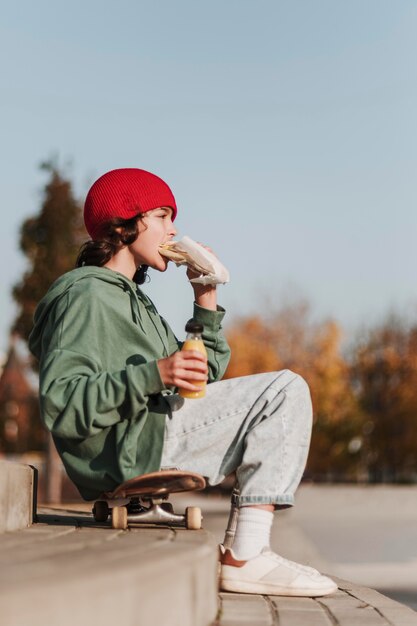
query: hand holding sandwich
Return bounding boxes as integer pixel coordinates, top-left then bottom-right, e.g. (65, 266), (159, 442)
(159, 235), (229, 311)
(186, 243), (217, 311)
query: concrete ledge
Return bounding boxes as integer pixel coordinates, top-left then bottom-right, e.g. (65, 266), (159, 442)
(0, 507), (218, 626)
(2, 501), (416, 625)
(0, 461), (36, 533)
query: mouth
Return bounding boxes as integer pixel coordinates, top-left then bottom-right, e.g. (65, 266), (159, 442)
(159, 242), (185, 265)
(160, 240), (177, 253)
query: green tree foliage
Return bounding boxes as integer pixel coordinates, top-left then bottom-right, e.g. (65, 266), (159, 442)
(12, 161), (86, 345)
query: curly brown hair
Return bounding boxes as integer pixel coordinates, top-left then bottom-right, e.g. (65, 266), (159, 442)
(76, 214), (148, 284)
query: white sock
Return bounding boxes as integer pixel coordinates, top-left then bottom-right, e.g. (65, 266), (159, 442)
(231, 507), (274, 560)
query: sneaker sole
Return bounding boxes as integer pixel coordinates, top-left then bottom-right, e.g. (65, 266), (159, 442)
(220, 579), (338, 597)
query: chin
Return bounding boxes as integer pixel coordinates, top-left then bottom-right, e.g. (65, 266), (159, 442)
(150, 257), (169, 272)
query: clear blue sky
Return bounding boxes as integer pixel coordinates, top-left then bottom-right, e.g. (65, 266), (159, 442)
(1, 1), (416, 355)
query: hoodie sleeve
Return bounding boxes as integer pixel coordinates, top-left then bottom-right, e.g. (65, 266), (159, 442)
(39, 349), (165, 440)
(159, 303), (231, 383)
(36, 285), (167, 441)
(193, 303), (231, 382)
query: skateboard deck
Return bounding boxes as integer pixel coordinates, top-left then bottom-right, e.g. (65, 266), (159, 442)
(92, 470), (206, 530)
(105, 469), (206, 499)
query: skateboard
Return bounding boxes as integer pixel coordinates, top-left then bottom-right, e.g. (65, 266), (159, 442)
(92, 469), (206, 530)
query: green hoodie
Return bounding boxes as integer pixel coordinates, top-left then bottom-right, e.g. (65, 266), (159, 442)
(29, 266), (231, 500)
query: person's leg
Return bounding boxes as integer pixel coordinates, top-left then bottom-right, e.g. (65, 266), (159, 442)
(161, 370), (337, 595)
(161, 370), (312, 509)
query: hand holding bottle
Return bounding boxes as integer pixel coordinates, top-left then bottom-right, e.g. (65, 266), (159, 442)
(157, 350), (208, 393)
(157, 320), (208, 398)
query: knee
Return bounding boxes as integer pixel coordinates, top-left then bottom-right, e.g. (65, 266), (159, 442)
(289, 371), (311, 396)
(278, 369), (311, 395)
(284, 370), (313, 421)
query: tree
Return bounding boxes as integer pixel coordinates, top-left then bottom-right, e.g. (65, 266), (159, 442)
(224, 301), (362, 480)
(351, 317), (417, 482)
(225, 316), (282, 377)
(11, 160), (86, 502)
(0, 336), (45, 453)
(302, 320), (363, 480)
(12, 160), (86, 343)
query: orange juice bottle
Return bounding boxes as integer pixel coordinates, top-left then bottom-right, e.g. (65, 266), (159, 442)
(179, 319), (207, 399)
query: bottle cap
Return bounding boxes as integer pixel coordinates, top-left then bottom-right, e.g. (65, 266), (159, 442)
(185, 319), (204, 334)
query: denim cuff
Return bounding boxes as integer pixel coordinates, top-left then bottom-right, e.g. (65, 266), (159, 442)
(237, 494), (295, 510)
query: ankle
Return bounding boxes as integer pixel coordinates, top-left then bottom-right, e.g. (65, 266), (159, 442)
(231, 507), (274, 560)
(220, 548), (248, 567)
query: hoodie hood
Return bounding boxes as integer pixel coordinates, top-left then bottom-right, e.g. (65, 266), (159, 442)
(29, 266), (144, 360)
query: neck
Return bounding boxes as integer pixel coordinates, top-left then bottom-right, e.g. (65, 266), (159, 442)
(104, 247), (137, 280)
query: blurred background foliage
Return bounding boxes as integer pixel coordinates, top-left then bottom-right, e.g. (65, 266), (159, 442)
(226, 307), (417, 482)
(12, 159), (86, 345)
(2, 163), (417, 485)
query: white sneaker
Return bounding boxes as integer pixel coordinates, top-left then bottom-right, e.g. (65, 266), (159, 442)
(219, 546), (338, 596)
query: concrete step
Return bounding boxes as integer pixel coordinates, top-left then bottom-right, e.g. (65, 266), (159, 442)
(0, 461), (36, 533)
(0, 506), (219, 626)
(2, 498), (416, 625)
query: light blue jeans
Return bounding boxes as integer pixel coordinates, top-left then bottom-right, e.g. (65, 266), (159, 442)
(160, 370), (313, 508)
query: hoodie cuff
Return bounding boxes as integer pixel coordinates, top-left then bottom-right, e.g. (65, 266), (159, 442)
(127, 360), (167, 397)
(193, 302), (226, 333)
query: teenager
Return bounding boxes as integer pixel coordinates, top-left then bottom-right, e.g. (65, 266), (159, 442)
(29, 167), (337, 596)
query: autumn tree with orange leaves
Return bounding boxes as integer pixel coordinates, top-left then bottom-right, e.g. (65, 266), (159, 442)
(224, 301), (363, 480)
(351, 317), (417, 482)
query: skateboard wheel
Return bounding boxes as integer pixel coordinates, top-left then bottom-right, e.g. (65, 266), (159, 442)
(185, 506), (202, 530)
(160, 502), (174, 514)
(93, 500), (109, 522)
(112, 506), (128, 530)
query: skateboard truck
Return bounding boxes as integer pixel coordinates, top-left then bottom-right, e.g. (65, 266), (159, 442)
(92, 470), (206, 530)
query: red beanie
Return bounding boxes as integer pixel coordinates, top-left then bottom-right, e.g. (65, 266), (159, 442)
(84, 168), (177, 239)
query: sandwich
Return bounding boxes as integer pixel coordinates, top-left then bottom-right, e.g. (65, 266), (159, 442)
(159, 236), (230, 285)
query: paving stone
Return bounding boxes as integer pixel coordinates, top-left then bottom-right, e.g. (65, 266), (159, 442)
(375, 609), (417, 626)
(319, 593), (391, 625)
(319, 592), (369, 611)
(219, 593), (273, 625)
(334, 577), (417, 626)
(271, 597), (333, 626)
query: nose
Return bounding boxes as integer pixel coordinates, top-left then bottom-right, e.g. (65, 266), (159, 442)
(169, 220), (177, 237)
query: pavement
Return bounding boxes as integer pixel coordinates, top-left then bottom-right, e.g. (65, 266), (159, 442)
(1, 495), (416, 625)
(281, 485), (417, 593)
(218, 582), (417, 626)
(2, 462), (417, 625)
(183, 488), (417, 625)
